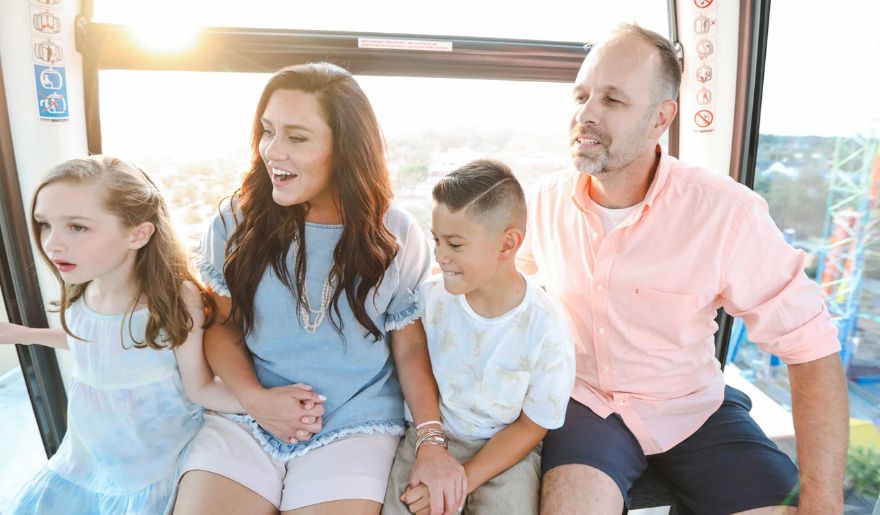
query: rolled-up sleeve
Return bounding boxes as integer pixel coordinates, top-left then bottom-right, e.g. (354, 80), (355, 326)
(720, 199), (840, 364)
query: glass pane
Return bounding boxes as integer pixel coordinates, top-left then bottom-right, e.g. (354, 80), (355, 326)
(734, 1), (880, 512)
(92, 0), (668, 43)
(0, 293), (49, 510)
(99, 70), (574, 246)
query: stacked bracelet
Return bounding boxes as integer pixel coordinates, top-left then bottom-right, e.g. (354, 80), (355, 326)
(414, 420), (447, 454)
(415, 420), (442, 431)
(415, 430), (448, 453)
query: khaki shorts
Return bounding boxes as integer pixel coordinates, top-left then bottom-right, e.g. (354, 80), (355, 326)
(183, 413), (400, 511)
(382, 425), (541, 515)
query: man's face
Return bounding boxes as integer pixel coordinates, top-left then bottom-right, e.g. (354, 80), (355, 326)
(569, 36), (663, 177)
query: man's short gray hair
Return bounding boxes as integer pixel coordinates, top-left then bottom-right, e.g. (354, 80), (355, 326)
(609, 23), (681, 103)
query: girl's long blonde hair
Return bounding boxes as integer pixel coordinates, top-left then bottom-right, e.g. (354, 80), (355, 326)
(30, 155), (214, 349)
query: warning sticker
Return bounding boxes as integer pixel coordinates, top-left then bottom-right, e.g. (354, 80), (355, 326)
(34, 64), (69, 121)
(694, 109), (714, 128)
(691, 0), (716, 133)
(33, 37), (64, 64)
(358, 38), (452, 52)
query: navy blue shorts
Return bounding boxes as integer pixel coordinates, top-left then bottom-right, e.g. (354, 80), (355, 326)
(541, 386), (799, 514)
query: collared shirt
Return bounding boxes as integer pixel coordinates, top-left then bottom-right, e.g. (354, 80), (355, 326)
(517, 146), (840, 454)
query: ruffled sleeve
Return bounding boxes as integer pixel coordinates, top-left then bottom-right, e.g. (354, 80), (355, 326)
(194, 200), (237, 298)
(384, 207), (431, 332)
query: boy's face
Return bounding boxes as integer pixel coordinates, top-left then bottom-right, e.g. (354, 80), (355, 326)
(431, 203), (506, 296)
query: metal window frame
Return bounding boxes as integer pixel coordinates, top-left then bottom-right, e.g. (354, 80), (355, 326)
(716, 0), (773, 368)
(0, 56), (68, 457)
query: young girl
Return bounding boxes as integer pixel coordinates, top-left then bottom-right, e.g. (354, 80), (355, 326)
(0, 156), (243, 515)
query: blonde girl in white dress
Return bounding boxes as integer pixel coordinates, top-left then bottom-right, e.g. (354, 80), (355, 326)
(0, 155), (242, 514)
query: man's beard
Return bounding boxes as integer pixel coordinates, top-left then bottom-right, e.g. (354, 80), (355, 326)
(572, 142), (611, 176)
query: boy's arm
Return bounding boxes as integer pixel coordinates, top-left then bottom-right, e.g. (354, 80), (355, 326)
(463, 411), (546, 493)
(0, 321), (68, 349)
(174, 281), (245, 414)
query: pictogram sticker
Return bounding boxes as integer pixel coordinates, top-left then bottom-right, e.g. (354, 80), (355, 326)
(697, 88), (712, 105)
(694, 0), (713, 8)
(695, 110), (714, 128)
(34, 64), (69, 120)
(696, 64), (713, 83)
(694, 15), (713, 34)
(696, 39), (714, 59)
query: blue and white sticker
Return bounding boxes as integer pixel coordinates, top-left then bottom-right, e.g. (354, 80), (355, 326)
(34, 64), (68, 120)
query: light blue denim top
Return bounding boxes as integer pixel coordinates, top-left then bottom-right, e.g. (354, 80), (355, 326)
(197, 200), (430, 459)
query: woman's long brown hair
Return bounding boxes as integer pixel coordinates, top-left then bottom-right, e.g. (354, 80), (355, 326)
(30, 155), (215, 349)
(224, 62), (398, 341)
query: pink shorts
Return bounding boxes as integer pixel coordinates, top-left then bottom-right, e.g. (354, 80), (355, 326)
(182, 413), (400, 511)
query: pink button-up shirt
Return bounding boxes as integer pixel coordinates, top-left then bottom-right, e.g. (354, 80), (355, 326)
(517, 146), (840, 455)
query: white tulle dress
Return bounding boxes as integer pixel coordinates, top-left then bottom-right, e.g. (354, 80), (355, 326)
(5, 301), (203, 514)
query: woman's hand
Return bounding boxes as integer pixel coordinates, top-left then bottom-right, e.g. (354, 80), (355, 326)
(242, 383), (326, 443)
(406, 444), (466, 515)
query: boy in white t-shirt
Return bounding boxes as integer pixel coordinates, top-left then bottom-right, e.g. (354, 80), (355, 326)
(383, 160), (576, 515)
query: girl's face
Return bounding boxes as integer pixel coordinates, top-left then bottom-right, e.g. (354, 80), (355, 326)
(259, 89), (337, 223)
(33, 182), (141, 285)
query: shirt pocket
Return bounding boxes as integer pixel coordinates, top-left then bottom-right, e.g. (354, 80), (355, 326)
(626, 286), (707, 349)
(481, 363), (530, 410)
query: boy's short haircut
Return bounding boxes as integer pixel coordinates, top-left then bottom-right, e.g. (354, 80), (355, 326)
(432, 159), (526, 232)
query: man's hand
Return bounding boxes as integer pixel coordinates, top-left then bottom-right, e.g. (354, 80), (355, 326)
(242, 383), (325, 443)
(406, 444), (466, 515)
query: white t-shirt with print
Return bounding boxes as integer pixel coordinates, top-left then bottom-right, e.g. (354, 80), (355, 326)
(420, 275), (576, 440)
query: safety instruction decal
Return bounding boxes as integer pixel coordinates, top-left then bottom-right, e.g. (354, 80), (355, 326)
(29, 0), (69, 122)
(34, 64), (68, 119)
(691, 0), (716, 132)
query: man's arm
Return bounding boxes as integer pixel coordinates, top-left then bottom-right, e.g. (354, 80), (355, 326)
(788, 353), (848, 514)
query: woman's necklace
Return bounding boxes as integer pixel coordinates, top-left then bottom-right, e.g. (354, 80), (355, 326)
(299, 275), (336, 333)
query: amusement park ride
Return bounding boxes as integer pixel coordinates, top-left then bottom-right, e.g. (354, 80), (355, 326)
(730, 135), (880, 438)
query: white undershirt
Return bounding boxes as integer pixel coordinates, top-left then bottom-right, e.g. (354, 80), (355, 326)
(591, 202), (640, 235)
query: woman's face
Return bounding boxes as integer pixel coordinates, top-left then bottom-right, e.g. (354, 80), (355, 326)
(259, 89), (338, 222)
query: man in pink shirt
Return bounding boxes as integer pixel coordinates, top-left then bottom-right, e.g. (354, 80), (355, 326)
(518, 24), (848, 514)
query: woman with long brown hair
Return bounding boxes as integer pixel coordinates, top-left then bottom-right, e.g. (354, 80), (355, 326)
(174, 63), (466, 515)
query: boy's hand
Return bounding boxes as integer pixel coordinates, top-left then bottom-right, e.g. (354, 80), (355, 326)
(401, 483), (430, 514)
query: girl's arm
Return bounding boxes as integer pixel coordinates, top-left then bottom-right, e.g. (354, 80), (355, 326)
(391, 319), (467, 515)
(174, 282), (245, 413)
(201, 290), (325, 442)
(0, 321), (68, 349)
(462, 411), (546, 493)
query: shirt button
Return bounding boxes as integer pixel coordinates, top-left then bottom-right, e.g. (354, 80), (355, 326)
(617, 399), (625, 406)
(598, 327), (606, 335)
(597, 285), (604, 292)
(592, 232), (599, 238)
(602, 364), (610, 372)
